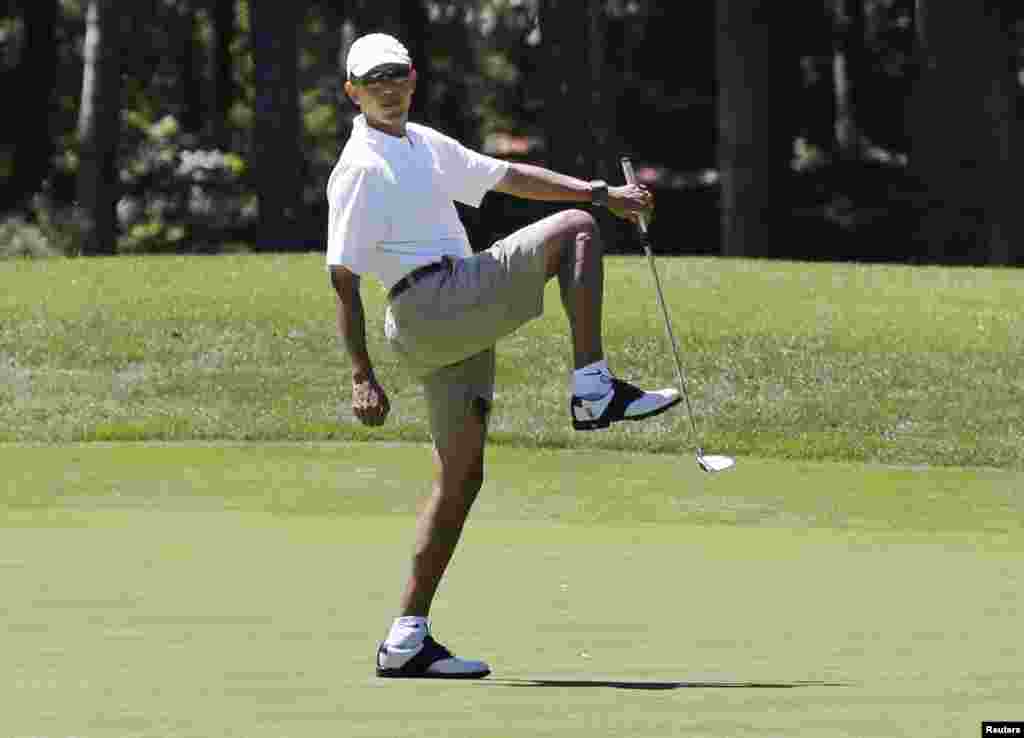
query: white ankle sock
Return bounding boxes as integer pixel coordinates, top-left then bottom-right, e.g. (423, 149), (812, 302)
(573, 359), (612, 399)
(385, 616), (428, 648)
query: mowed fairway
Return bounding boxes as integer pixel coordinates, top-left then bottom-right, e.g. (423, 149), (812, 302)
(2, 253), (1023, 735)
(2, 442), (1022, 738)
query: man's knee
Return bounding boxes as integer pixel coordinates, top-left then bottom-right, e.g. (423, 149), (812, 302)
(435, 458), (484, 518)
(433, 397), (487, 504)
(546, 209), (602, 277)
(559, 209), (600, 240)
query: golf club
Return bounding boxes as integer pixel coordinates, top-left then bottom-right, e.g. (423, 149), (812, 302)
(620, 156), (735, 474)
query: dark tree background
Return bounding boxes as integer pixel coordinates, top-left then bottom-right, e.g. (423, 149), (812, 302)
(907, 0), (1022, 265)
(250, 0), (302, 251)
(0, 0), (1021, 265)
(1, 0), (57, 213)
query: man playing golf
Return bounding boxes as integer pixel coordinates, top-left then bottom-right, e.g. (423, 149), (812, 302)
(328, 33), (680, 679)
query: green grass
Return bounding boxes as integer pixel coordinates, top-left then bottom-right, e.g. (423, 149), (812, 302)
(2, 253), (1023, 467)
(2, 443), (1021, 737)
(4, 254), (1022, 736)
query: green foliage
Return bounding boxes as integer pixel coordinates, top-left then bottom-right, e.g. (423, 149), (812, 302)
(2, 1), (1022, 261)
(0, 194), (81, 258)
(0, 217), (60, 259)
(116, 115), (255, 253)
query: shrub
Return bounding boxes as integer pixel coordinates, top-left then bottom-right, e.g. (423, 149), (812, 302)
(0, 216), (59, 259)
(116, 115), (257, 253)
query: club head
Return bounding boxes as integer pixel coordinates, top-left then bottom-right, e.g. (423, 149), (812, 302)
(696, 449), (736, 473)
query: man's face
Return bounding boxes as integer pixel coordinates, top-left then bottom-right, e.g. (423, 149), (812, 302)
(346, 65), (417, 132)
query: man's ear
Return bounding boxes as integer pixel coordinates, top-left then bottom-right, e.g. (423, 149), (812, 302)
(343, 80), (359, 108)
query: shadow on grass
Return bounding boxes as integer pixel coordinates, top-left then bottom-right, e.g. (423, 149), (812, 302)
(479, 678), (853, 690)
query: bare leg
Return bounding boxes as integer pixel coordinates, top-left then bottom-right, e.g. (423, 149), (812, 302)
(540, 209), (604, 370)
(397, 210), (603, 613)
(399, 400), (487, 616)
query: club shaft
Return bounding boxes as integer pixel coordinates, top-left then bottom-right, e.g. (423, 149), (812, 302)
(621, 157), (701, 442)
(641, 238), (700, 440)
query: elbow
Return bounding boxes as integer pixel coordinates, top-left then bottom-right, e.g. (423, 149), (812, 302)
(494, 163), (524, 196)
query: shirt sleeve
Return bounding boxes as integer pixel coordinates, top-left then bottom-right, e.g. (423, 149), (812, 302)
(325, 163), (388, 271)
(429, 129), (511, 208)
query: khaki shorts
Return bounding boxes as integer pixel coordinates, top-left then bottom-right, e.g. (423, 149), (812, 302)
(384, 223), (550, 453)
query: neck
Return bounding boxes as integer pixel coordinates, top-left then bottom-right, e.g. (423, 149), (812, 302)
(364, 114), (407, 138)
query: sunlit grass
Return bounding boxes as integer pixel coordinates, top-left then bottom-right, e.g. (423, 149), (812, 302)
(2, 253), (1022, 467)
(2, 443), (1021, 737)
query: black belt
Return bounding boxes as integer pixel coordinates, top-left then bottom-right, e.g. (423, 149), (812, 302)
(387, 257), (453, 301)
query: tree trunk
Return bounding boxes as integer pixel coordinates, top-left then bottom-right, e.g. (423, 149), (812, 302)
(539, 0), (598, 178)
(435, 7), (476, 146)
(587, 1), (615, 184)
(212, 0), (236, 149)
(250, 0), (303, 250)
(4, 0), (58, 209)
(797, 1), (837, 153)
(396, 0), (433, 126)
(337, 16), (360, 143)
(984, 63), (1018, 266)
(907, 0), (1020, 264)
(833, 0), (867, 158)
(716, 0), (797, 257)
(177, 0), (203, 134)
(76, 0), (123, 256)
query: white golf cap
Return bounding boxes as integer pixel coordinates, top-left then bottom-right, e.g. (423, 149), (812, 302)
(346, 33), (412, 80)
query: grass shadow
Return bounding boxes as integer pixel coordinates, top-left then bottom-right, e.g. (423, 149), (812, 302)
(479, 678), (854, 690)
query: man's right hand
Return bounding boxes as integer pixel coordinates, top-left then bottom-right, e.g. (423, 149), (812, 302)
(351, 371), (390, 426)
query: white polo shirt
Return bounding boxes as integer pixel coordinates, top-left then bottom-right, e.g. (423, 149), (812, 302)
(326, 115), (511, 292)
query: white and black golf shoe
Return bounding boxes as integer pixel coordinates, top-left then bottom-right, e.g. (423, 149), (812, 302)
(571, 377), (681, 431)
(376, 635), (491, 680)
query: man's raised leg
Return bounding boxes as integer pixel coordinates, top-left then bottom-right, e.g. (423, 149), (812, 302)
(536, 209), (682, 430)
(541, 209), (605, 370)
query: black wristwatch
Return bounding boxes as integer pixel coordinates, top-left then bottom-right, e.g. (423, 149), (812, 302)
(589, 180), (609, 208)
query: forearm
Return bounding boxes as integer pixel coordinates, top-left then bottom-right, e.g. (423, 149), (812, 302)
(335, 292), (374, 380)
(494, 163), (594, 203)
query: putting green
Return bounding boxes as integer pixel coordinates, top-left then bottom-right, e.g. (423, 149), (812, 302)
(2, 443), (1021, 737)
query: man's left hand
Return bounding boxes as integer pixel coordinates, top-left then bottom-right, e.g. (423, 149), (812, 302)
(608, 183), (654, 225)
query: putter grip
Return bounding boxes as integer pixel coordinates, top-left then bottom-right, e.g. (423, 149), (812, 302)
(620, 157), (649, 234)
